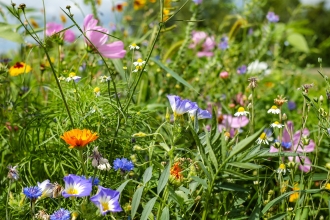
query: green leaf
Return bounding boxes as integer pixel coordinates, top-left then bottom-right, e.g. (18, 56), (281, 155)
(160, 207), (170, 220)
(0, 22), (24, 43)
(143, 166), (153, 184)
(140, 197), (157, 220)
(116, 180), (131, 193)
(227, 126), (265, 161)
(159, 142), (170, 152)
(151, 57), (197, 92)
(228, 162), (262, 170)
(190, 176), (207, 188)
(217, 182), (250, 192)
(268, 213), (287, 220)
(287, 33), (309, 53)
(131, 186), (144, 219)
(111, 59), (126, 79)
(157, 163), (170, 194)
(205, 128), (218, 171)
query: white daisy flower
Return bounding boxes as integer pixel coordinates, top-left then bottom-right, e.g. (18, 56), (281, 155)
(267, 105), (280, 114)
(66, 72), (81, 83)
(271, 121), (284, 128)
(234, 107), (249, 117)
(99, 75), (111, 83)
(133, 58), (146, 66)
(129, 43), (140, 50)
(94, 87), (100, 97)
(277, 163), (287, 175)
(256, 132), (269, 145)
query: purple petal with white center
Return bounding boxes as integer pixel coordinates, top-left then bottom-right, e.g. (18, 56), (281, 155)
(62, 174), (92, 198)
(90, 186), (122, 215)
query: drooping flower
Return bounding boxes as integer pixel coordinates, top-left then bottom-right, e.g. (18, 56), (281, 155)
(266, 12), (279, 23)
(83, 14), (126, 59)
(234, 107), (249, 117)
(9, 62), (32, 76)
(267, 105), (280, 114)
(46, 22), (75, 43)
(37, 179), (55, 198)
(113, 158), (134, 172)
(269, 121), (315, 172)
(189, 31), (216, 57)
(7, 165), (19, 181)
(167, 95), (198, 119)
(188, 108), (212, 120)
(60, 129), (98, 149)
(62, 174), (92, 198)
(90, 186), (122, 215)
(66, 72), (81, 83)
(35, 210), (50, 220)
(23, 186), (42, 200)
(50, 208), (71, 220)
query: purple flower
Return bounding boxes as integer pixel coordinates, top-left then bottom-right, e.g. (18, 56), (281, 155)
(50, 208), (71, 220)
(167, 95), (198, 118)
(7, 165), (19, 181)
(237, 65), (247, 74)
(266, 12), (279, 23)
(83, 14), (126, 59)
(188, 108), (212, 120)
(81, 176), (100, 186)
(193, 0), (202, 4)
(37, 179), (55, 198)
(189, 31), (216, 57)
(46, 22), (75, 43)
(90, 186), (122, 215)
(269, 121), (315, 172)
(62, 174), (92, 198)
(288, 101), (296, 111)
(218, 36), (229, 50)
(113, 158), (134, 172)
(23, 186), (42, 200)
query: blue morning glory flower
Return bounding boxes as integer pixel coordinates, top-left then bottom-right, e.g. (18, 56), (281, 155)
(113, 158), (134, 172)
(50, 208), (71, 220)
(167, 95), (198, 119)
(62, 174), (92, 198)
(90, 186), (122, 215)
(189, 108), (212, 120)
(23, 186), (42, 200)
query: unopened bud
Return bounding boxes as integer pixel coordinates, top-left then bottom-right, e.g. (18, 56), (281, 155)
(130, 154), (137, 163)
(320, 95), (324, 103)
(274, 141), (281, 149)
(248, 94), (253, 100)
(302, 137), (310, 146)
(287, 161), (296, 169)
(133, 145), (142, 151)
(325, 162), (330, 170)
(247, 103), (252, 109)
(318, 57), (322, 63)
(66, 5), (71, 9)
(18, 3), (26, 10)
(282, 113), (287, 121)
(11, 2), (16, 6)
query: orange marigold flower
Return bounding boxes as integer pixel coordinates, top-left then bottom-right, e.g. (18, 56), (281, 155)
(61, 129), (98, 149)
(170, 162), (183, 180)
(9, 62), (32, 76)
(289, 183), (300, 203)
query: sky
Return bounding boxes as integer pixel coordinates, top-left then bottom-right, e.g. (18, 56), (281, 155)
(0, 0), (329, 53)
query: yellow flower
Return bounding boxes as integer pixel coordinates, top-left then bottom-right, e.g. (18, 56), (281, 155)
(163, 8), (170, 21)
(60, 14), (67, 23)
(9, 62), (32, 76)
(60, 129), (98, 149)
(134, 0), (146, 10)
(96, 0), (102, 5)
(149, 0), (156, 2)
(289, 183), (300, 203)
(325, 183), (330, 190)
(94, 87), (101, 97)
(30, 18), (39, 28)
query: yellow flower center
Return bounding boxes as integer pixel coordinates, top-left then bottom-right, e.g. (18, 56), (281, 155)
(69, 72), (76, 77)
(101, 201), (109, 211)
(273, 121), (280, 125)
(259, 132), (267, 140)
(137, 58), (143, 63)
(94, 87), (100, 93)
(131, 43), (137, 47)
(237, 107), (245, 112)
(271, 105), (278, 110)
(325, 183), (330, 190)
(67, 188), (78, 195)
(279, 163), (286, 170)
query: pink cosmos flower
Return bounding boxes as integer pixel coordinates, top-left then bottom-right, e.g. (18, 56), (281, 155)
(218, 114), (249, 137)
(269, 121), (315, 172)
(46, 22), (75, 43)
(83, 14), (126, 59)
(189, 31), (216, 57)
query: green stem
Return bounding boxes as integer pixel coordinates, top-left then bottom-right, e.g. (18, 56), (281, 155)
(6, 180), (12, 220)
(78, 150), (86, 175)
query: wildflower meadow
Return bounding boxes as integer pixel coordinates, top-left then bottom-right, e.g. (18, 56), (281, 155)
(1, 0), (330, 219)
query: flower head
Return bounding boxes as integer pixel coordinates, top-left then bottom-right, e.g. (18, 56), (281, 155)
(270, 121), (315, 172)
(66, 72), (81, 83)
(9, 62), (32, 76)
(84, 14), (126, 59)
(267, 105), (280, 114)
(271, 121), (284, 129)
(256, 132), (269, 145)
(237, 65), (247, 74)
(7, 165), (19, 181)
(189, 31), (215, 57)
(234, 107), (249, 117)
(277, 163), (287, 175)
(90, 186), (122, 215)
(113, 158), (134, 172)
(218, 36), (229, 50)
(188, 108), (212, 120)
(218, 114), (249, 136)
(99, 75), (111, 82)
(133, 58), (146, 66)
(38, 179), (55, 198)
(62, 174), (92, 197)
(46, 22), (75, 43)
(219, 71), (229, 79)
(247, 60), (269, 74)
(289, 183), (300, 202)
(266, 12), (279, 23)
(134, 0), (146, 10)
(167, 95), (198, 118)
(274, 95), (287, 107)
(50, 208), (71, 220)
(170, 162), (183, 180)
(23, 186), (42, 200)
(94, 87), (101, 97)
(129, 43), (140, 50)
(61, 129), (98, 149)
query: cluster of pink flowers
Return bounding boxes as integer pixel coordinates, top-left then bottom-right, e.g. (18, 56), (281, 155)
(189, 31), (216, 57)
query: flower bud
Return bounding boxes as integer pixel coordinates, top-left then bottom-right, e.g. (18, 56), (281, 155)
(282, 113), (287, 121)
(320, 95), (324, 103)
(287, 161), (296, 169)
(318, 57), (322, 63)
(325, 162), (330, 170)
(302, 137), (310, 146)
(274, 141), (281, 149)
(133, 145), (142, 151)
(132, 132), (147, 137)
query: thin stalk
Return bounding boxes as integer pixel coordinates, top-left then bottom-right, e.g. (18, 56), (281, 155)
(6, 180), (12, 220)
(78, 150), (86, 175)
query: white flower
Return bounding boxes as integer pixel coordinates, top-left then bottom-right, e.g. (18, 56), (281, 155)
(247, 60), (269, 74)
(66, 72), (81, 83)
(58, 76), (66, 81)
(37, 179), (54, 198)
(94, 87), (101, 97)
(267, 105), (281, 114)
(277, 163), (287, 175)
(234, 107), (249, 117)
(97, 163), (112, 171)
(133, 58), (146, 66)
(99, 75), (111, 83)
(129, 43), (140, 50)
(271, 121), (284, 128)
(256, 132), (269, 145)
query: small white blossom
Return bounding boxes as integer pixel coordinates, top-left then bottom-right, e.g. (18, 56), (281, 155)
(99, 75), (111, 83)
(267, 105), (280, 114)
(129, 43), (140, 50)
(97, 163), (112, 171)
(271, 121), (284, 128)
(256, 132), (269, 145)
(133, 58), (146, 66)
(234, 107), (249, 117)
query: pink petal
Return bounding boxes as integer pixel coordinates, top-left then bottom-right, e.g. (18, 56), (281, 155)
(269, 146), (279, 153)
(46, 22), (63, 36)
(97, 41), (126, 58)
(295, 156), (312, 172)
(197, 51), (214, 57)
(83, 14), (98, 31)
(282, 120), (294, 143)
(64, 30), (75, 43)
(85, 26), (109, 47)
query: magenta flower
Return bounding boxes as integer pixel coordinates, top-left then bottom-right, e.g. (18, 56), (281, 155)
(269, 121), (315, 172)
(90, 186), (122, 215)
(46, 22), (75, 43)
(189, 31), (216, 57)
(83, 14), (126, 59)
